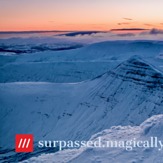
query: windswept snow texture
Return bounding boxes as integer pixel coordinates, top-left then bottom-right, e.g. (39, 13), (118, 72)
(23, 115), (163, 163)
(0, 57), (163, 150)
(1, 39), (163, 162)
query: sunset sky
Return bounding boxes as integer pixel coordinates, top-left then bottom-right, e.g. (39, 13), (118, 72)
(0, 0), (163, 31)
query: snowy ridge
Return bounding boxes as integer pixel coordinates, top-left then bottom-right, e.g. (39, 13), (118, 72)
(0, 56), (163, 162)
(110, 56), (163, 86)
(65, 56), (163, 141)
(23, 114), (163, 163)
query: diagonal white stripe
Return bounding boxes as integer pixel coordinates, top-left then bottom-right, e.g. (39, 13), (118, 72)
(22, 138), (27, 148)
(26, 139), (31, 148)
(18, 139), (23, 148)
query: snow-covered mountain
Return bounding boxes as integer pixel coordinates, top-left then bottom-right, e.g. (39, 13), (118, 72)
(1, 41), (163, 83)
(1, 56), (163, 152)
(24, 114), (163, 163)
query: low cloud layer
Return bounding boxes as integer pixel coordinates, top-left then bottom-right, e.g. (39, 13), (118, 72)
(148, 28), (163, 35)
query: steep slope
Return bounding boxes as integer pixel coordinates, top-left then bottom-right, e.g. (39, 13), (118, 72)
(0, 56), (163, 150)
(62, 56), (163, 140)
(24, 114), (163, 163)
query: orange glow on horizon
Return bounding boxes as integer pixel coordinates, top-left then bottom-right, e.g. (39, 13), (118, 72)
(0, 0), (163, 31)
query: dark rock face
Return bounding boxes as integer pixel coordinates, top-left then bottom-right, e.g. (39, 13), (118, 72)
(110, 56), (163, 87)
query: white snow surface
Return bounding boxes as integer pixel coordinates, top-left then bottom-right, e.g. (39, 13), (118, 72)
(1, 56), (163, 149)
(22, 114), (163, 163)
(1, 41), (163, 83)
(1, 39), (163, 162)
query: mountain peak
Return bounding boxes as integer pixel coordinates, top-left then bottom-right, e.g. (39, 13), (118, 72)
(110, 56), (163, 87)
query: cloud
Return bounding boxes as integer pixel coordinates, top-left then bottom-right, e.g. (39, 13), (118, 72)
(57, 31), (106, 37)
(117, 22), (130, 25)
(116, 33), (135, 37)
(111, 28), (147, 31)
(148, 28), (163, 35)
(140, 28), (163, 35)
(123, 18), (133, 21)
(144, 24), (153, 27)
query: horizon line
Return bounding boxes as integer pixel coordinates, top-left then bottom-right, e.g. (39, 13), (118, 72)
(0, 30), (109, 34)
(0, 28), (153, 34)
